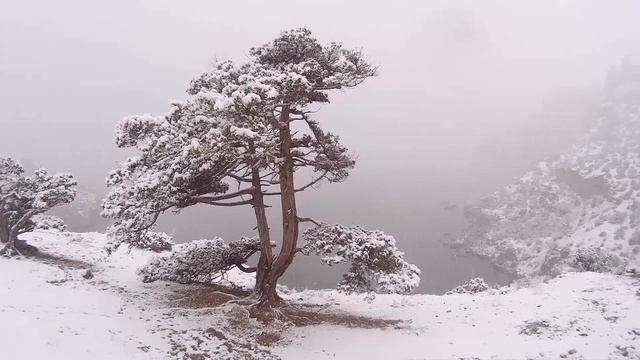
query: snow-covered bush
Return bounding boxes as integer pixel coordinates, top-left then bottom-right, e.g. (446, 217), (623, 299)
(139, 237), (260, 284)
(447, 277), (491, 295)
(32, 214), (67, 231)
(302, 224), (420, 294)
(568, 247), (625, 274)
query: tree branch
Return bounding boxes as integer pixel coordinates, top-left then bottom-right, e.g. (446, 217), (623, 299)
(263, 171), (328, 196)
(296, 216), (322, 227)
(200, 199), (254, 207)
(193, 188), (255, 202)
(0, 192), (18, 203)
(235, 263), (257, 273)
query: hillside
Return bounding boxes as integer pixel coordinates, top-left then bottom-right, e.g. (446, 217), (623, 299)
(455, 101), (640, 278)
(1, 231), (638, 359)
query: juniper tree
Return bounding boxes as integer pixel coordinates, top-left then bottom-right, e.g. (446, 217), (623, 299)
(104, 28), (419, 307)
(0, 157), (77, 255)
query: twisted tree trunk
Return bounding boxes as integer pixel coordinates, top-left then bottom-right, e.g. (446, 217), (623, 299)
(247, 141), (277, 303)
(256, 106), (299, 305)
(1, 210), (37, 255)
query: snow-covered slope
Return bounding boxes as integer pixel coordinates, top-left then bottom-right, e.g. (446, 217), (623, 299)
(454, 102), (640, 278)
(1, 231), (639, 359)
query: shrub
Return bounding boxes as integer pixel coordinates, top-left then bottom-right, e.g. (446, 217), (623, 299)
(569, 246), (625, 273)
(32, 214), (67, 231)
(447, 277), (490, 295)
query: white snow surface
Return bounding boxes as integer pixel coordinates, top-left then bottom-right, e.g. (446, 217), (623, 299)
(1, 231), (639, 359)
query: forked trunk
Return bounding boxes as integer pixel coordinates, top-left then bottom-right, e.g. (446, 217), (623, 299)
(250, 163), (275, 302)
(245, 139), (281, 304)
(257, 107), (299, 305)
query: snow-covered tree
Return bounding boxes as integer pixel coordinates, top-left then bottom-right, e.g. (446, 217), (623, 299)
(0, 157), (76, 255)
(104, 28), (418, 308)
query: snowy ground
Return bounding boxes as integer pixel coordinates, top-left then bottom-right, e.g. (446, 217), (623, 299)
(1, 231), (639, 359)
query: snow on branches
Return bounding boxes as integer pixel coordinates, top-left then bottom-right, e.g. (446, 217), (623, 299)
(0, 157), (76, 254)
(302, 224), (420, 294)
(102, 62), (281, 249)
(250, 28), (377, 105)
(139, 237), (260, 284)
(107, 228), (173, 253)
(102, 29), (375, 251)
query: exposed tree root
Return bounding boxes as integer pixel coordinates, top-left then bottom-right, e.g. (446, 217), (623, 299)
(165, 282), (402, 330)
(0, 239), (37, 257)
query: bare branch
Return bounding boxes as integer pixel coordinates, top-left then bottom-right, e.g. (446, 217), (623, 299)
(193, 188), (255, 202)
(235, 263), (257, 273)
(263, 171), (328, 196)
(297, 216), (322, 227)
(200, 199), (254, 207)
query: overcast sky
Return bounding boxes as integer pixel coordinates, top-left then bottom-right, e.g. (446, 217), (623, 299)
(1, 0), (639, 292)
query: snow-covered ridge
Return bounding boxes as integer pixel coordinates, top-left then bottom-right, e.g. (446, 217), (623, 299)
(455, 103), (640, 278)
(1, 231), (639, 359)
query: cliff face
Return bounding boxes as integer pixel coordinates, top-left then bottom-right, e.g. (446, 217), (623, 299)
(455, 101), (640, 278)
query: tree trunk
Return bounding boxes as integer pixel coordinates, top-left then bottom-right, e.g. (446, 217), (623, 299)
(258, 106), (299, 305)
(1, 225), (19, 256)
(2, 210), (36, 255)
(0, 216), (9, 244)
(247, 141), (278, 303)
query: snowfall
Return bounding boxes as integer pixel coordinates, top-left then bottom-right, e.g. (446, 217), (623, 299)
(1, 231), (639, 359)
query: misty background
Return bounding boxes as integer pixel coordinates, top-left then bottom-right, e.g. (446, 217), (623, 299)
(1, 0), (639, 293)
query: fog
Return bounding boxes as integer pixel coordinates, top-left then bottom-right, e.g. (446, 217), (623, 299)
(1, 0), (639, 293)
